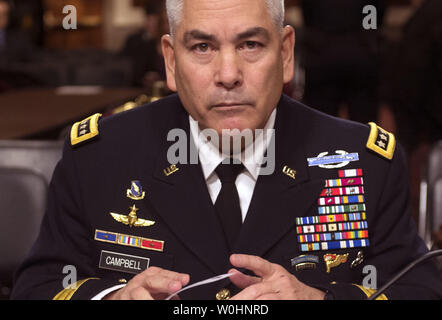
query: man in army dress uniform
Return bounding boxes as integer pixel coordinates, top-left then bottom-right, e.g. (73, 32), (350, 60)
(11, 0), (442, 300)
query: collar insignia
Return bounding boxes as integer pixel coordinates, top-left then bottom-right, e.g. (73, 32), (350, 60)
(164, 164), (179, 177)
(282, 165), (296, 180)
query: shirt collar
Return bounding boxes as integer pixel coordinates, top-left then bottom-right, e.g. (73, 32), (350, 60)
(189, 109), (277, 181)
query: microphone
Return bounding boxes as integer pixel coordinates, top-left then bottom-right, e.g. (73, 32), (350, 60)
(368, 249), (442, 300)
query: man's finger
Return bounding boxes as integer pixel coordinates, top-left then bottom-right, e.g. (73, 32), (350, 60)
(134, 267), (190, 294)
(256, 293), (280, 300)
(143, 275), (187, 294)
(228, 268), (260, 289)
(130, 286), (154, 300)
(230, 281), (275, 300)
(145, 266), (190, 284)
(230, 254), (274, 278)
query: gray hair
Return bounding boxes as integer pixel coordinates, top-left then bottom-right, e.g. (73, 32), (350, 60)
(166, 0), (285, 36)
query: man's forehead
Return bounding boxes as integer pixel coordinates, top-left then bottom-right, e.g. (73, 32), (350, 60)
(182, 0), (267, 12)
(177, 0), (275, 38)
(183, 27), (271, 44)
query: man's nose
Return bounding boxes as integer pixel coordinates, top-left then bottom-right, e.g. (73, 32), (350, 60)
(214, 50), (243, 90)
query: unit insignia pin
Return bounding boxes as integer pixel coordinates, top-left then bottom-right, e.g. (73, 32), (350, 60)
(126, 180), (146, 200)
(351, 251), (364, 268)
(324, 253), (349, 273)
(110, 205), (155, 228)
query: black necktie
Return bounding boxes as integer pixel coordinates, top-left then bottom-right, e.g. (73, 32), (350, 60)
(214, 162), (244, 250)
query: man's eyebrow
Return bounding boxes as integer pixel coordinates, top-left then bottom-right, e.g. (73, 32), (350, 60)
(182, 27), (271, 44)
(183, 30), (217, 44)
(236, 27), (270, 42)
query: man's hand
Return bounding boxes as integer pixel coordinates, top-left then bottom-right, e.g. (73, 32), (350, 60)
(104, 266), (190, 300)
(229, 254), (325, 300)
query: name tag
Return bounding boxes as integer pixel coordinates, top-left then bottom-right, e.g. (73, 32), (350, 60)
(99, 250), (150, 275)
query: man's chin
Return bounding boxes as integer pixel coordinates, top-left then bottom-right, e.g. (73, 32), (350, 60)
(214, 121), (255, 135)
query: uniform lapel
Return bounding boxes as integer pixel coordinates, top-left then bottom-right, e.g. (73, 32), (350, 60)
(148, 101), (230, 275)
(234, 96), (324, 257)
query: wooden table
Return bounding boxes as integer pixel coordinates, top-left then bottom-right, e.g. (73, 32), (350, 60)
(0, 87), (146, 139)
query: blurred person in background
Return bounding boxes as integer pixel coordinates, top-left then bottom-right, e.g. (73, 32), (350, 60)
(120, 1), (167, 89)
(0, 0), (33, 64)
(300, 0), (385, 125)
(380, 0), (442, 224)
(383, 0), (441, 152)
(0, 0), (35, 92)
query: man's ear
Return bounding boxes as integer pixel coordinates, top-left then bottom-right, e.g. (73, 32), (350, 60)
(281, 25), (295, 84)
(161, 34), (177, 92)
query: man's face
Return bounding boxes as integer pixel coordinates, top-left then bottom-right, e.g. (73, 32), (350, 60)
(0, 2), (9, 30)
(162, 0), (295, 135)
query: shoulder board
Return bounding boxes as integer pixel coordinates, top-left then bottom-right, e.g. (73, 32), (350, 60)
(366, 122), (396, 160)
(70, 113), (102, 147)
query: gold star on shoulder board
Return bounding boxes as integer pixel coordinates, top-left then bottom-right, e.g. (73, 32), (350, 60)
(110, 205), (155, 228)
(376, 140), (386, 148)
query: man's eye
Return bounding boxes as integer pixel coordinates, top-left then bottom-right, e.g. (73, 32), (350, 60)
(192, 43), (210, 53)
(237, 41), (263, 52)
(245, 41), (259, 50)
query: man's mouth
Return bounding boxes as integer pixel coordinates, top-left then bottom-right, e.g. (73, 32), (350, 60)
(211, 103), (250, 110)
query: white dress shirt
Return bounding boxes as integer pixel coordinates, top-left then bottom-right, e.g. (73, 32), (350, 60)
(189, 109), (277, 221)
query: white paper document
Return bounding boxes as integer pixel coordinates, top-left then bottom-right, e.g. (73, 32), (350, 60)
(165, 272), (234, 300)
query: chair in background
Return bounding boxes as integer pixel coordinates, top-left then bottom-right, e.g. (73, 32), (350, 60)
(0, 140), (63, 185)
(0, 140), (63, 299)
(0, 168), (48, 299)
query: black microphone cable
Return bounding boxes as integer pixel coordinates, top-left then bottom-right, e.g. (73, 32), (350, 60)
(368, 249), (442, 300)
